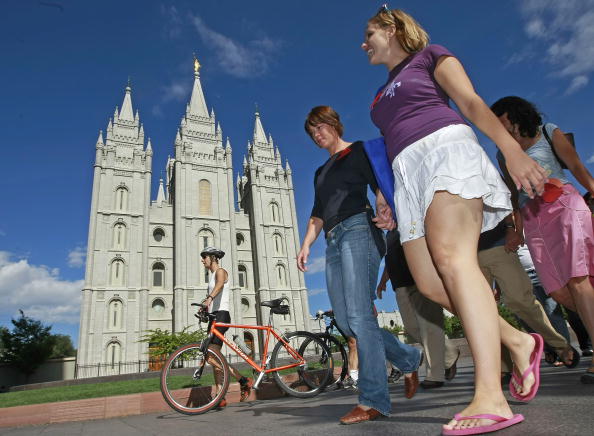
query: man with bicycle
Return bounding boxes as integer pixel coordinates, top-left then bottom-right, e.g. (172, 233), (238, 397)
(200, 246), (253, 407)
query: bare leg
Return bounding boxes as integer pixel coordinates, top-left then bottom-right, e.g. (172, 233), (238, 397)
(347, 336), (358, 372)
(404, 192), (535, 432)
(552, 277), (594, 367)
(210, 344), (245, 392)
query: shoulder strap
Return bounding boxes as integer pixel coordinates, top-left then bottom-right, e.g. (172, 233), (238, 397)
(541, 124), (568, 170)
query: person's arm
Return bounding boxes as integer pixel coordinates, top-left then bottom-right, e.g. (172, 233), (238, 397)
(201, 268), (228, 305)
(376, 266), (389, 299)
(297, 216), (324, 272)
(434, 56), (547, 198)
(502, 214), (523, 253)
(550, 127), (594, 194)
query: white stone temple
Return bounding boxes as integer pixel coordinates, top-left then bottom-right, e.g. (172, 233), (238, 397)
(77, 60), (310, 369)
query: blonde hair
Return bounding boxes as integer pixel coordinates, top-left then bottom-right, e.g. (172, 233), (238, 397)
(368, 8), (429, 53)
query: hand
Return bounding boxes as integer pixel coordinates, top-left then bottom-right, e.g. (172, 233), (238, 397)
(374, 191), (397, 230)
(505, 149), (547, 199)
(504, 228), (523, 253)
(372, 213), (396, 230)
(376, 279), (387, 299)
(297, 246), (310, 272)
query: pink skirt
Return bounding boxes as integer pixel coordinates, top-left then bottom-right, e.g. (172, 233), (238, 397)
(521, 184), (594, 294)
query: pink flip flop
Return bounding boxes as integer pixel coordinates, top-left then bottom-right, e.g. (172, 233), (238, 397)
(442, 413), (525, 435)
(509, 333), (544, 402)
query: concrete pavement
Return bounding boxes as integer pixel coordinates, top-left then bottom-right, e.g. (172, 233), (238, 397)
(2, 357), (593, 436)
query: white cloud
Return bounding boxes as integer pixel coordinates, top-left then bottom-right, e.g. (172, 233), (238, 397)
(304, 256), (325, 274)
(515, 0), (594, 94)
(190, 15), (282, 78)
(161, 5), (182, 39)
(308, 288), (327, 296)
(565, 75), (589, 95)
(0, 251), (83, 324)
(586, 154), (594, 164)
(152, 79), (191, 117)
(67, 246), (86, 268)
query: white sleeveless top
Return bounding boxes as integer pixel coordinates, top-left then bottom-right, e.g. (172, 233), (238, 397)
(208, 268), (230, 312)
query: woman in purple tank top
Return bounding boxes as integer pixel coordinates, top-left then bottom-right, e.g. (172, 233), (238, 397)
(361, 6), (548, 435)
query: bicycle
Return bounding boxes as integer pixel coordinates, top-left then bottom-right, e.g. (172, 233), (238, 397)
(312, 309), (404, 389)
(160, 297), (334, 415)
(312, 310), (349, 389)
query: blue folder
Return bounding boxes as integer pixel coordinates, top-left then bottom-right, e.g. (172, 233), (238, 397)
(363, 137), (396, 220)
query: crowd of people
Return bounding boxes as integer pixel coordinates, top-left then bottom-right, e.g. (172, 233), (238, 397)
(295, 5), (594, 435)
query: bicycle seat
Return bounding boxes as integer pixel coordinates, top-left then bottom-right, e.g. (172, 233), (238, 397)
(260, 298), (290, 315)
(260, 298), (285, 308)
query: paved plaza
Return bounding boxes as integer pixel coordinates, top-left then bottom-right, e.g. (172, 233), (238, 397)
(2, 356), (593, 436)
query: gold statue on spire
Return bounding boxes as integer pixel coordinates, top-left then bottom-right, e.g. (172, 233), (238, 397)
(193, 53), (201, 73)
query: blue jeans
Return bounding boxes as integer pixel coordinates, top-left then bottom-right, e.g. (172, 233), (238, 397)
(325, 212), (420, 415)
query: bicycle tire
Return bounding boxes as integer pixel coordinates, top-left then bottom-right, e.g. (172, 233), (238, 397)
(270, 331), (333, 398)
(160, 342), (230, 415)
(315, 333), (348, 389)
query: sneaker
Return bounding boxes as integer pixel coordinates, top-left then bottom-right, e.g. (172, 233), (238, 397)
(388, 368), (403, 383)
(342, 375), (358, 390)
(239, 377), (253, 402)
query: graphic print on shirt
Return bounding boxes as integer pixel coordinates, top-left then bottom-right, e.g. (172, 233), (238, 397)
(384, 80), (401, 99)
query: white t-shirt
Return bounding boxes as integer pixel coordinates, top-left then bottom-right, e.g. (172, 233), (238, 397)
(208, 267), (230, 312)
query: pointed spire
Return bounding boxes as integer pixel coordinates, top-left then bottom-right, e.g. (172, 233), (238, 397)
(225, 137), (232, 151)
(146, 138), (153, 152)
(243, 155), (247, 167)
(175, 129), (181, 144)
(134, 110), (139, 123)
(188, 54), (209, 117)
(113, 106), (119, 121)
(210, 107), (215, 119)
(139, 124), (144, 138)
(156, 178), (166, 203)
(253, 107), (268, 145)
(285, 159), (292, 173)
(119, 84), (134, 121)
(96, 130), (104, 146)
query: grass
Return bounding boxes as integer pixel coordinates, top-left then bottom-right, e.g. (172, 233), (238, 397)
(0, 369), (254, 409)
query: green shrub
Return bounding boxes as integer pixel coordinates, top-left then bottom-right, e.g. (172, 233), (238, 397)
(139, 327), (206, 358)
(444, 315), (464, 339)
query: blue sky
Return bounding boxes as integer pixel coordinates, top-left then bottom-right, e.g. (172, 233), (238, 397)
(1, 0), (594, 347)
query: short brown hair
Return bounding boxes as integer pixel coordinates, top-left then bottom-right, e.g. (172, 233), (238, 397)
(304, 106), (344, 138)
(368, 8), (429, 54)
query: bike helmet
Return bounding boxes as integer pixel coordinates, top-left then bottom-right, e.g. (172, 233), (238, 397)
(200, 246), (225, 259)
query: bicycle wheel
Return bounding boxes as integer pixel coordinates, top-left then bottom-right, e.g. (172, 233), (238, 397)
(271, 331), (333, 398)
(160, 342), (229, 415)
(317, 334), (348, 389)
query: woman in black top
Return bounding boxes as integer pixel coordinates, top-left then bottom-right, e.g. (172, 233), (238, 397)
(298, 106), (416, 425)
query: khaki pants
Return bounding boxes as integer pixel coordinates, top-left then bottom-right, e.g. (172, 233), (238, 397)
(395, 285), (460, 382)
(478, 245), (569, 371)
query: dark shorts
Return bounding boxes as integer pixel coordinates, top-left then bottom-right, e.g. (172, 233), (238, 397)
(208, 310), (231, 346)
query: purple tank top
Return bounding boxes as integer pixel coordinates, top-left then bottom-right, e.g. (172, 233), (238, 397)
(370, 44), (467, 163)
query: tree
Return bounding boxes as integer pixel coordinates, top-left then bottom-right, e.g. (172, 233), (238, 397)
(139, 327), (206, 359)
(50, 334), (76, 358)
(0, 310), (56, 381)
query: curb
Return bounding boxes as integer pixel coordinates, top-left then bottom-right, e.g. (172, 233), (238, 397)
(0, 379), (285, 428)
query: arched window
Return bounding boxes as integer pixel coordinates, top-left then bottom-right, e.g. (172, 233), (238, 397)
(198, 229), (214, 284)
(270, 202), (280, 223)
(238, 265), (247, 288)
(113, 222), (127, 249)
(115, 187), (128, 212)
(198, 180), (212, 215)
(152, 298), (165, 314)
(276, 264), (287, 287)
(241, 297), (250, 314)
(236, 233), (245, 246)
(152, 262), (165, 288)
(108, 299), (124, 330)
(153, 228), (165, 242)
(273, 233), (283, 255)
(110, 259), (125, 286)
(106, 341), (122, 368)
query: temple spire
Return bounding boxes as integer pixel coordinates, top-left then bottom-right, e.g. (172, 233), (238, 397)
(188, 54), (209, 117)
(253, 107), (268, 145)
(156, 178), (166, 203)
(119, 83), (134, 121)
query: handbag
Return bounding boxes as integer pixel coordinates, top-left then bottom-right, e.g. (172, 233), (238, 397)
(541, 123), (575, 170)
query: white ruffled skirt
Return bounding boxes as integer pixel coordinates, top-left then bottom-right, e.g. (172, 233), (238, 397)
(392, 124), (512, 243)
